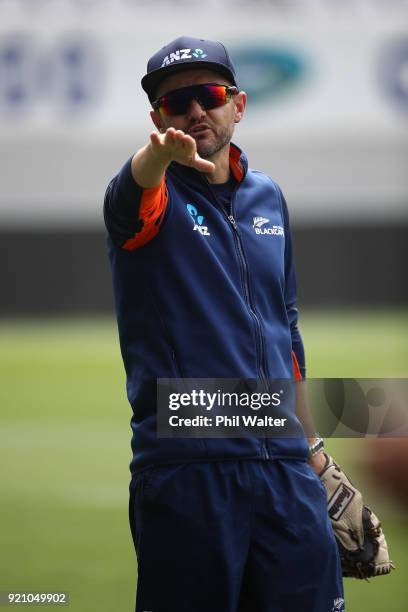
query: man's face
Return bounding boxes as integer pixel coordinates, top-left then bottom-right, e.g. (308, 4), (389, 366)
(150, 69), (246, 159)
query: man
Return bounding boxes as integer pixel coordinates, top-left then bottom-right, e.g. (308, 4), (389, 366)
(104, 36), (343, 612)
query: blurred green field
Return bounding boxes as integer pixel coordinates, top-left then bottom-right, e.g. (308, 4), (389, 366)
(0, 310), (407, 611)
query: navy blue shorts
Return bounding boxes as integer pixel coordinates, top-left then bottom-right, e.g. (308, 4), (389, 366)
(129, 459), (344, 612)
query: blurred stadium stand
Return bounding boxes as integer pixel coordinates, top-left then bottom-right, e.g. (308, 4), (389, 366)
(1, 0), (407, 314)
(1, 225), (407, 315)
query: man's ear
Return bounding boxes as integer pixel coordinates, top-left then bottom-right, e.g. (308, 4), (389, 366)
(234, 91), (247, 124)
(151, 110), (165, 132)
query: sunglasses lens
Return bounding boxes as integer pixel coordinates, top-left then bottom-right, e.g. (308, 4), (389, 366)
(198, 84), (229, 110)
(157, 84), (231, 116)
(159, 90), (193, 116)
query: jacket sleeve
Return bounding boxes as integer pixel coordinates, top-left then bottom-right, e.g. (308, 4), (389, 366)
(103, 156), (169, 249)
(279, 187), (306, 379)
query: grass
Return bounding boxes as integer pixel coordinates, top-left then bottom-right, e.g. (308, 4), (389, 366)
(0, 310), (407, 611)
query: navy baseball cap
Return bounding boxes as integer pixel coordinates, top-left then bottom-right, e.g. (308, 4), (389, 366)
(141, 36), (238, 102)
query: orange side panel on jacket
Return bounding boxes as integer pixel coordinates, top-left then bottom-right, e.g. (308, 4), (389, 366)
(122, 179), (168, 250)
(292, 351), (302, 381)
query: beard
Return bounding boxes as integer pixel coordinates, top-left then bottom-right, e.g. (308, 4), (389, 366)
(189, 122), (234, 159)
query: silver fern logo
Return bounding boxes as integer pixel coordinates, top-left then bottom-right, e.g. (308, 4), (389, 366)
(253, 216), (269, 228)
(332, 597), (345, 611)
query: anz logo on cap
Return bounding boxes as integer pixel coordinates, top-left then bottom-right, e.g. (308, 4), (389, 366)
(161, 48), (207, 67)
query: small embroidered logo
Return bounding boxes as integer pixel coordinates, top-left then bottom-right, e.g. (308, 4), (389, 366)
(186, 203), (211, 236)
(253, 216), (269, 228)
(192, 48), (207, 59)
(332, 597), (345, 611)
(252, 216), (284, 236)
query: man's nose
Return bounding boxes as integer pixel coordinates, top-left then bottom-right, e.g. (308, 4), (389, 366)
(186, 97), (206, 119)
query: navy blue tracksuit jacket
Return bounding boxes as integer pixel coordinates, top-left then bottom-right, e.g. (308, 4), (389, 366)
(104, 143), (344, 612)
(104, 143), (309, 473)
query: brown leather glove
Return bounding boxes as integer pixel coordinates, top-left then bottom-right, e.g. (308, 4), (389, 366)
(319, 453), (395, 579)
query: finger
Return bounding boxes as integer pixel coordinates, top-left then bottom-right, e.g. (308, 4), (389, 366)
(161, 128), (175, 147)
(174, 133), (196, 154)
(150, 131), (162, 146)
(174, 129), (186, 140)
(180, 133), (196, 146)
(165, 127), (177, 138)
(163, 130), (175, 146)
(180, 136), (196, 156)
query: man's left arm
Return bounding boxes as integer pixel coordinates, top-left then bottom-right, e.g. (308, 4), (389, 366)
(278, 187), (325, 470)
(280, 186), (394, 579)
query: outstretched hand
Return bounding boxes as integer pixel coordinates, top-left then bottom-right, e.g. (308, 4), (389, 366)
(150, 128), (215, 174)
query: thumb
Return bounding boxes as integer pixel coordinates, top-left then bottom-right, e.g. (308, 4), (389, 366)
(191, 153), (216, 173)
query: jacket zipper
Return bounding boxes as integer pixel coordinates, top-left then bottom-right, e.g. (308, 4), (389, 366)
(227, 210), (268, 383)
(227, 208), (270, 460)
(203, 177), (270, 459)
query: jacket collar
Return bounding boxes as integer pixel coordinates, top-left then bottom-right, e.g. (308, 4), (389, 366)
(229, 143), (247, 182)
